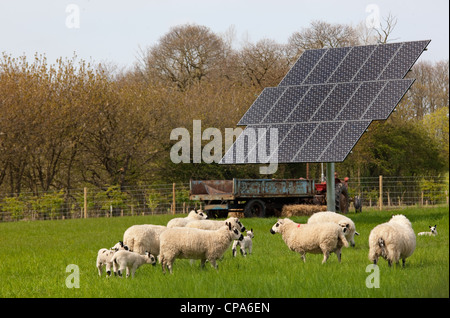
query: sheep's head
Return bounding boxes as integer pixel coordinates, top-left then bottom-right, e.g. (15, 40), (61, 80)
(229, 217), (246, 232)
(144, 251), (157, 266)
(429, 225), (438, 235)
(111, 241), (129, 251)
(226, 221), (243, 241)
(247, 229), (254, 239)
(191, 208), (208, 220)
(338, 221), (349, 233)
(270, 219), (283, 234)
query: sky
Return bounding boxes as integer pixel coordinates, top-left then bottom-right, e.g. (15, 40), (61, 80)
(0, 0), (448, 70)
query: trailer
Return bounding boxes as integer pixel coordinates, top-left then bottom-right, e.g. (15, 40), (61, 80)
(190, 178), (317, 218)
(190, 178), (351, 218)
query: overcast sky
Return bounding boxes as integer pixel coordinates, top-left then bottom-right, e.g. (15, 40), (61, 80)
(0, 0), (448, 69)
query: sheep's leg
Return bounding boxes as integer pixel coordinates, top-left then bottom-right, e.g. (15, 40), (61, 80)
(248, 245), (252, 255)
(209, 259), (218, 270)
(200, 258), (206, 268)
(241, 248), (246, 257)
(105, 263), (112, 276)
(97, 263), (103, 276)
(402, 258), (406, 268)
(336, 248), (342, 263)
(322, 251), (330, 264)
(300, 253), (306, 263)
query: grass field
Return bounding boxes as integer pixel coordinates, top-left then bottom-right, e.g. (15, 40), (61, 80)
(0, 205), (448, 298)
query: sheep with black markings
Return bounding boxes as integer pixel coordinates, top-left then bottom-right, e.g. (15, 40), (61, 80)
(307, 211), (359, 247)
(185, 217), (246, 232)
(111, 250), (156, 278)
(368, 214), (416, 267)
(96, 241), (129, 277)
(159, 222), (243, 274)
(232, 229), (254, 257)
(166, 209), (207, 228)
(270, 218), (349, 264)
(418, 225), (437, 236)
(123, 224), (167, 256)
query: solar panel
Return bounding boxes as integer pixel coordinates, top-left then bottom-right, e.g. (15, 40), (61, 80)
(220, 40), (430, 165)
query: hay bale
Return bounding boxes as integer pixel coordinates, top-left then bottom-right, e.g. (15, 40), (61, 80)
(227, 211), (245, 219)
(281, 204), (327, 217)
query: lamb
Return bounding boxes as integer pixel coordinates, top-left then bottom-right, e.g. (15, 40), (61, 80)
(368, 214), (416, 267)
(123, 224), (167, 256)
(111, 250), (156, 278)
(270, 218), (349, 264)
(307, 211), (360, 247)
(96, 241), (129, 276)
(159, 222), (244, 274)
(166, 209), (208, 228)
(185, 217), (246, 232)
(418, 225), (438, 236)
(232, 229), (254, 257)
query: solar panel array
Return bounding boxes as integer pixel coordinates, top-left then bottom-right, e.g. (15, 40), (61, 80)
(220, 40), (430, 164)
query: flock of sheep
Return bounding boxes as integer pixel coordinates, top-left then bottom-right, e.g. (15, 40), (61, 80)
(96, 209), (438, 278)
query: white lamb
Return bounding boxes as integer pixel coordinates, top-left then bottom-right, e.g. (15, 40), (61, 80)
(368, 214), (416, 267)
(307, 211), (360, 247)
(418, 225), (438, 236)
(166, 209), (208, 228)
(123, 224), (167, 256)
(111, 250), (156, 278)
(96, 241), (129, 277)
(270, 218), (349, 264)
(159, 222), (244, 274)
(185, 217), (246, 232)
(232, 229), (254, 257)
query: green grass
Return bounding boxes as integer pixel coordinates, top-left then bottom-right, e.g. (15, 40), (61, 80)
(0, 205), (448, 298)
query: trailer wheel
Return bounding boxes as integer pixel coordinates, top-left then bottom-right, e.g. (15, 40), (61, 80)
(244, 199), (266, 218)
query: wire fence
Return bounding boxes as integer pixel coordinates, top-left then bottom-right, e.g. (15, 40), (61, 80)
(0, 175), (448, 222)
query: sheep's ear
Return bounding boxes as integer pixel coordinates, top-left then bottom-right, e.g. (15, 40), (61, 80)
(226, 222), (231, 230)
(429, 225), (432, 229)
(251, 228), (253, 233)
(119, 241), (124, 247)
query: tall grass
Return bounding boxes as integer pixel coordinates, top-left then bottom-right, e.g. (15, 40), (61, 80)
(0, 205), (448, 298)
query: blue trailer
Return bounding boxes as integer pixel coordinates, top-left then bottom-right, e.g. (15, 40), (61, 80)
(189, 178), (317, 218)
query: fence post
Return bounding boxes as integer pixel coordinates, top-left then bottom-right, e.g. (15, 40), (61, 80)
(84, 187), (88, 219)
(172, 183), (176, 215)
(379, 175), (383, 211)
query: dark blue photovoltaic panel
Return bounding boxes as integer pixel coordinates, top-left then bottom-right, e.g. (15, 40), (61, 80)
(262, 86), (309, 124)
(353, 42), (402, 81)
(238, 87), (286, 125)
(278, 49), (326, 86)
(294, 121), (343, 162)
(363, 79), (415, 120)
(311, 82), (359, 121)
(270, 123), (317, 163)
(220, 40), (429, 164)
(285, 84), (334, 122)
(319, 121), (371, 162)
(304, 47), (351, 84)
(336, 81), (386, 120)
(327, 45), (377, 83)
(379, 40), (431, 80)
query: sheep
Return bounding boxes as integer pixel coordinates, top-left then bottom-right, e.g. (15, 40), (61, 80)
(418, 225), (438, 236)
(123, 224), (167, 256)
(232, 229), (254, 257)
(270, 218), (349, 264)
(307, 211), (360, 247)
(166, 209), (208, 228)
(111, 250), (156, 278)
(185, 217), (246, 233)
(368, 214), (416, 267)
(159, 221), (244, 274)
(96, 241), (129, 277)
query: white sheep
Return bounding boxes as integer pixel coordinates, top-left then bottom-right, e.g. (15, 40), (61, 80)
(232, 229), (254, 257)
(418, 225), (437, 236)
(123, 224), (167, 256)
(270, 218), (349, 264)
(159, 222), (244, 274)
(96, 241), (129, 277)
(111, 250), (156, 278)
(368, 214), (416, 267)
(307, 211), (360, 247)
(166, 209), (208, 228)
(185, 217), (246, 232)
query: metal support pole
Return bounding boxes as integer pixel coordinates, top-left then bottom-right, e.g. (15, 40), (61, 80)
(326, 162), (335, 212)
